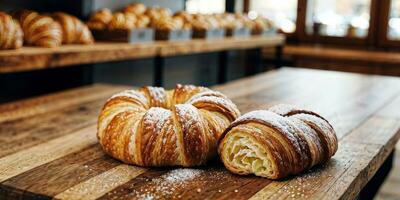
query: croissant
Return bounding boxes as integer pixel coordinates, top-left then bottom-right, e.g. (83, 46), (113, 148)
(108, 12), (136, 30)
(52, 12), (93, 44)
(13, 10), (62, 47)
(87, 8), (113, 30)
(153, 18), (179, 30)
(97, 84), (240, 167)
(0, 12), (23, 49)
(219, 104), (338, 179)
(123, 3), (147, 16)
(135, 15), (151, 28)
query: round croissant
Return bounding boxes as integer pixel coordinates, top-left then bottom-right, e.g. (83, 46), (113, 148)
(87, 8), (113, 30)
(219, 104), (338, 179)
(108, 12), (136, 30)
(52, 12), (93, 44)
(13, 10), (62, 47)
(97, 84), (240, 167)
(0, 12), (23, 49)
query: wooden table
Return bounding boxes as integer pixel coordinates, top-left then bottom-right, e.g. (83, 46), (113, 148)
(0, 68), (399, 200)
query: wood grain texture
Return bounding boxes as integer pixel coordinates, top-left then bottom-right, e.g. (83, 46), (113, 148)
(157, 35), (285, 57)
(284, 45), (400, 64)
(0, 35), (285, 73)
(0, 67), (399, 200)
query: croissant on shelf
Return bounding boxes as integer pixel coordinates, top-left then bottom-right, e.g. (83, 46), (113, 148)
(52, 12), (94, 44)
(108, 12), (137, 30)
(135, 15), (151, 28)
(123, 3), (147, 16)
(219, 104), (338, 179)
(13, 10), (62, 47)
(97, 84), (240, 167)
(0, 12), (23, 50)
(87, 8), (113, 30)
(153, 18), (180, 30)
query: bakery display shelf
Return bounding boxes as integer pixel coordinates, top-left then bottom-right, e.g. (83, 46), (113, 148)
(0, 34), (285, 74)
(0, 68), (399, 199)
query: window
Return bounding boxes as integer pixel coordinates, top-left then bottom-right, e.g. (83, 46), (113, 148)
(186, 0), (225, 14)
(306, 0), (371, 38)
(248, 0), (297, 33)
(388, 0), (400, 40)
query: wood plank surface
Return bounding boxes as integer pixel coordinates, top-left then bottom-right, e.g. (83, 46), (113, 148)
(0, 35), (284, 74)
(0, 68), (399, 200)
(158, 35), (285, 57)
(284, 44), (400, 64)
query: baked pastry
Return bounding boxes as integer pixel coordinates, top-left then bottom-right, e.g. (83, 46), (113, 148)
(0, 12), (23, 49)
(135, 15), (151, 28)
(219, 104), (338, 179)
(13, 10), (62, 47)
(107, 12), (136, 30)
(87, 8), (113, 30)
(123, 3), (147, 16)
(52, 12), (93, 44)
(97, 84), (240, 167)
(153, 18), (179, 30)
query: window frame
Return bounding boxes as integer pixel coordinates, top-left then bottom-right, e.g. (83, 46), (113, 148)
(376, 0), (400, 48)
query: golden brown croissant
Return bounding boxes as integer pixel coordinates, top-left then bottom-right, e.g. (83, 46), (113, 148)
(13, 10), (62, 47)
(153, 18), (180, 30)
(219, 104), (338, 179)
(97, 84), (240, 167)
(135, 15), (151, 28)
(52, 12), (93, 44)
(0, 12), (23, 49)
(107, 12), (137, 30)
(87, 8), (113, 30)
(123, 3), (147, 16)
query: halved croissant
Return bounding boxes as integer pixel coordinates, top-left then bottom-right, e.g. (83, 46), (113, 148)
(87, 8), (113, 30)
(13, 10), (62, 47)
(0, 12), (23, 49)
(219, 104), (338, 179)
(97, 84), (240, 167)
(52, 12), (94, 44)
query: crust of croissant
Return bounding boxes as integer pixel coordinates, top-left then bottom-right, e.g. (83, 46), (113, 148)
(291, 114), (338, 160)
(288, 117), (324, 167)
(102, 110), (137, 163)
(0, 12), (23, 49)
(174, 104), (209, 166)
(52, 12), (93, 44)
(14, 10), (62, 47)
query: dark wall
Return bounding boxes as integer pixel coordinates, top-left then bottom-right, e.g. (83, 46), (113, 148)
(0, 0), (250, 103)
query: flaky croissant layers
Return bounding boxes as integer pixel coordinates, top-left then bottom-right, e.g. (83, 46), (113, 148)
(219, 104), (338, 179)
(98, 86), (338, 179)
(97, 85), (240, 167)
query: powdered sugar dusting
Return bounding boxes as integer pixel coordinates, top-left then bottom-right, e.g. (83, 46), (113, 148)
(187, 90), (227, 102)
(143, 107), (172, 134)
(108, 90), (148, 106)
(133, 168), (203, 199)
(268, 104), (298, 116)
(146, 87), (167, 106)
(175, 104), (203, 134)
(188, 96), (240, 118)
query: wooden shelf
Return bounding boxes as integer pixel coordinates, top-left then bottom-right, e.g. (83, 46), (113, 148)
(157, 35), (285, 57)
(0, 35), (285, 74)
